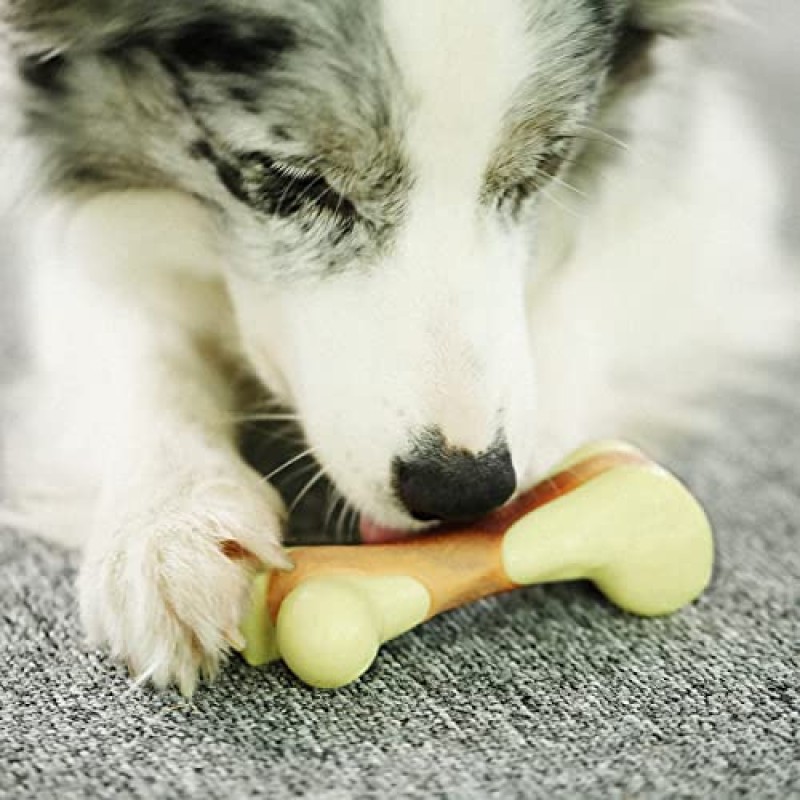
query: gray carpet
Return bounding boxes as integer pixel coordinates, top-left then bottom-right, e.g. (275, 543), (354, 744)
(2, 8), (800, 799)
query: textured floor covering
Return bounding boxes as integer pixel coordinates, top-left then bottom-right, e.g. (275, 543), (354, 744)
(2, 8), (800, 799)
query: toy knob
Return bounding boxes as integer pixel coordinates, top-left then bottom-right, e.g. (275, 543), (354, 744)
(276, 577), (381, 689)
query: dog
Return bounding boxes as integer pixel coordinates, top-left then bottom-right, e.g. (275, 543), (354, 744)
(1, 0), (796, 694)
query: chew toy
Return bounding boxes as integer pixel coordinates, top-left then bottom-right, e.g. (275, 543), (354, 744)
(240, 441), (713, 689)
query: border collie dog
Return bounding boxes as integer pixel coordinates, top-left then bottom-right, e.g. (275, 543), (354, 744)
(1, 1), (796, 693)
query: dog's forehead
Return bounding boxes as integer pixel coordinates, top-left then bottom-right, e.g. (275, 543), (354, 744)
(277, 0), (619, 178)
(380, 0), (532, 187)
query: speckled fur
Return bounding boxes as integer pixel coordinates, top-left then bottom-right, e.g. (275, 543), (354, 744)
(2, 0), (796, 694)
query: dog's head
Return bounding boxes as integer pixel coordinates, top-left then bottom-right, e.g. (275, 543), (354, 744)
(5, 0), (713, 537)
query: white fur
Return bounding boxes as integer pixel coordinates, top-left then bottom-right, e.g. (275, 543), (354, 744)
(526, 42), (798, 473)
(3, 6), (797, 694)
(233, 0), (538, 526)
(3, 193), (289, 694)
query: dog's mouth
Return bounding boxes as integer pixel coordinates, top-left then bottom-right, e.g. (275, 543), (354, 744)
(358, 516), (424, 544)
(239, 411), (442, 544)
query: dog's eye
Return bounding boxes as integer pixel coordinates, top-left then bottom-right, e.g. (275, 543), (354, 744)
(536, 137), (573, 181)
(498, 180), (537, 216)
(217, 151), (357, 224)
(497, 139), (574, 216)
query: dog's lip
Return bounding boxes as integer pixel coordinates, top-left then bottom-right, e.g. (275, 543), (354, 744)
(359, 516), (425, 544)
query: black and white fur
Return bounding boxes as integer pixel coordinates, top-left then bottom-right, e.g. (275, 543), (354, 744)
(1, 0), (796, 693)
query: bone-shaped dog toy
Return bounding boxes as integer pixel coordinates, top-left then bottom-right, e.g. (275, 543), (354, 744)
(240, 441), (713, 688)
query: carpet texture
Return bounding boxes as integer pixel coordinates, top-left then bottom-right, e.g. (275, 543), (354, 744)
(2, 8), (799, 799)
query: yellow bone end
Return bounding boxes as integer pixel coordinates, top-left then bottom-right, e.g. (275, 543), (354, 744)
(240, 572), (280, 667)
(502, 465), (714, 617)
(276, 575), (430, 689)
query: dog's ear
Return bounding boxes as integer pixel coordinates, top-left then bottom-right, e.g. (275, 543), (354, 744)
(1, 1), (170, 54)
(628, 0), (725, 37)
(608, 1), (724, 82)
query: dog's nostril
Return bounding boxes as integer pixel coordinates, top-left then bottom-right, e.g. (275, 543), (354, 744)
(393, 432), (516, 524)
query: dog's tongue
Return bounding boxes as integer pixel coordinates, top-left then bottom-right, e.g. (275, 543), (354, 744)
(359, 517), (419, 544)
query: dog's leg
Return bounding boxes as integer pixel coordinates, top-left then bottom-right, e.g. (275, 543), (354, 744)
(78, 327), (290, 695)
(33, 192), (290, 694)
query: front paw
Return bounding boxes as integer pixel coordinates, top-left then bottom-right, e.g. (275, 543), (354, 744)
(79, 475), (290, 695)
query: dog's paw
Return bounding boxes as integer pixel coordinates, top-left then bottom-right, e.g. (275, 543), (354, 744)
(79, 472), (290, 695)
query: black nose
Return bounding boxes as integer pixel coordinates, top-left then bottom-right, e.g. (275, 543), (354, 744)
(393, 430), (516, 523)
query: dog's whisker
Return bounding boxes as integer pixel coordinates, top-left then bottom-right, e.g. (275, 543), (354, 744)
(288, 466), (329, 514)
(263, 446), (317, 482)
(334, 494), (355, 544)
(540, 186), (584, 220)
(573, 123), (631, 152)
(344, 505), (360, 543)
(331, 494), (346, 543)
(558, 133), (628, 153)
(532, 167), (588, 199)
(284, 458), (321, 481)
(322, 482), (345, 537)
